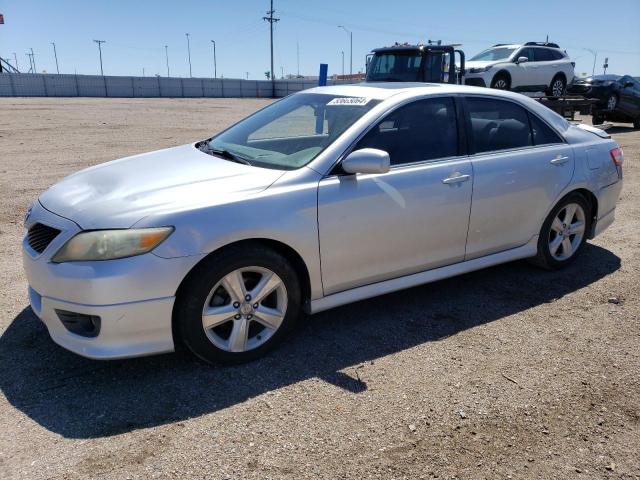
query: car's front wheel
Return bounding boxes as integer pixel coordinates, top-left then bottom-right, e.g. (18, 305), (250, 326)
(606, 94), (618, 111)
(490, 74), (510, 90)
(174, 244), (302, 364)
(529, 193), (590, 270)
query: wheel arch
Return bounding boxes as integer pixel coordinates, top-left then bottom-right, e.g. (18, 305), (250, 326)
(572, 188), (598, 238)
(492, 70), (511, 86)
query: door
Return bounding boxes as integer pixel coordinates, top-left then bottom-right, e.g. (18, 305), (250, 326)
(532, 47), (557, 87)
(464, 96), (574, 259)
(511, 48), (540, 89)
(317, 97), (473, 295)
(617, 76), (640, 117)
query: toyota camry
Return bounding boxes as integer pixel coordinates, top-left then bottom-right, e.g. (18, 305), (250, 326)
(23, 83), (623, 363)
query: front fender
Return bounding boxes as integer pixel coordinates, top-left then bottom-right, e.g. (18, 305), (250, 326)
(136, 167), (324, 299)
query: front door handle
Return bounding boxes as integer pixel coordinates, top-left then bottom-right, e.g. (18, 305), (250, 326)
(550, 155), (570, 166)
(442, 173), (471, 184)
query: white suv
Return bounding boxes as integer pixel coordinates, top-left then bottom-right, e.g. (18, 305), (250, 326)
(464, 42), (575, 97)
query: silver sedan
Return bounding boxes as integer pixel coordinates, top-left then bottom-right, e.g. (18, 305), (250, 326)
(23, 83), (623, 363)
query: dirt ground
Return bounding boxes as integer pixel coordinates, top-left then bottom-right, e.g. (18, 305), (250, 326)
(0, 98), (638, 480)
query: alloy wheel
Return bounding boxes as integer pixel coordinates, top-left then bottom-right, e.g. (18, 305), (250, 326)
(548, 202), (586, 261)
(493, 79), (508, 90)
(552, 79), (564, 97)
(201, 266), (288, 352)
(607, 95), (617, 111)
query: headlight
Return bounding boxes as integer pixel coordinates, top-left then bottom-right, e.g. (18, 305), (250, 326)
(469, 66), (491, 74)
(52, 227), (174, 263)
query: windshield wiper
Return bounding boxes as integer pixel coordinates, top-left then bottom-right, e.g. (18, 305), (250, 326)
(207, 147), (252, 166)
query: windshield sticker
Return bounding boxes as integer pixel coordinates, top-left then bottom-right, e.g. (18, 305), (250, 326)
(327, 97), (371, 106)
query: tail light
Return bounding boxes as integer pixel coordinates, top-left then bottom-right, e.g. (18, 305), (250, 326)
(610, 147), (623, 166)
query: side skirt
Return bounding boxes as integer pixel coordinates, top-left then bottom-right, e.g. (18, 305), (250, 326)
(309, 236), (539, 314)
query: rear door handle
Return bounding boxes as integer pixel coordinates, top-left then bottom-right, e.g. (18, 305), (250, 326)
(550, 155), (570, 166)
(442, 173), (471, 184)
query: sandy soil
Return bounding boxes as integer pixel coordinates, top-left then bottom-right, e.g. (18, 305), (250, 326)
(0, 98), (638, 479)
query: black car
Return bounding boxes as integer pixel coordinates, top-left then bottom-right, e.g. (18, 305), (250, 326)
(568, 74), (640, 128)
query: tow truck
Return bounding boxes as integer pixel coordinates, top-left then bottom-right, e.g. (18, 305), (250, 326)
(364, 42), (596, 122)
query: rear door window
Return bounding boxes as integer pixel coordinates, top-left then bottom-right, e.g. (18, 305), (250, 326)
(466, 97), (532, 153)
(528, 113), (563, 145)
(355, 97), (458, 165)
(533, 48), (555, 62)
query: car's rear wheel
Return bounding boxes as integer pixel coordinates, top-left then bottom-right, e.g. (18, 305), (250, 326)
(633, 117), (640, 130)
(490, 74), (510, 90)
(529, 193), (590, 270)
(174, 244), (302, 364)
(547, 75), (566, 97)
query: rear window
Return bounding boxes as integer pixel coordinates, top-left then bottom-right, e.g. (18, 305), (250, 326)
(466, 97), (532, 153)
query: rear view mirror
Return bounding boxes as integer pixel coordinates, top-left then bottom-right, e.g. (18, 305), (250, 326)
(516, 56), (528, 64)
(342, 148), (390, 175)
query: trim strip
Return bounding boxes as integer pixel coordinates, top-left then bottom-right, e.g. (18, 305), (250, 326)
(309, 236), (538, 314)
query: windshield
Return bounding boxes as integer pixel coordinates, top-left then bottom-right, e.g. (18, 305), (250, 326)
(366, 52), (424, 81)
(470, 47), (517, 62)
(206, 93), (381, 170)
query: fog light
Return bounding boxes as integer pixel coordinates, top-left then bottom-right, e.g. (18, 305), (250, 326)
(55, 310), (101, 338)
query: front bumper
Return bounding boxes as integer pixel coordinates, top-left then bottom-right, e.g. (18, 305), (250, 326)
(464, 76), (487, 88)
(23, 200), (205, 359)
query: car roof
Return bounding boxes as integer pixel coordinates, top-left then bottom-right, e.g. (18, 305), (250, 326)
(304, 82), (570, 132)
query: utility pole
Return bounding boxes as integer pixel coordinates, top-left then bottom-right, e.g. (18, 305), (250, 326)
(13, 52), (18, 71)
(338, 26), (352, 76)
(93, 40), (105, 75)
(30, 47), (36, 73)
(25, 53), (33, 73)
(341, 50), (344, 76)
(51, 42), (59, 74)
(165, 45), (169, 77)
(185, 33), (192, 77)
(263, 0), (279, 97)
(210, 40), (217, 78)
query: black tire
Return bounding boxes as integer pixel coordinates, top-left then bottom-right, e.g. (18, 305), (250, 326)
(592, 114), (605, 126)
(174, 244), (302, 364)
(633, 118), (640, 130)
(546, 75), (566, 97)
(528, 192), (591, 270)
(490, 73), (510, 90)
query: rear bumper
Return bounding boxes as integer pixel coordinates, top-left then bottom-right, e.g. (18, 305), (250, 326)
(592, 179), (623, 238)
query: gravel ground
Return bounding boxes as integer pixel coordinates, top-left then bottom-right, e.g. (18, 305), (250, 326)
(0, 98), (638, 480)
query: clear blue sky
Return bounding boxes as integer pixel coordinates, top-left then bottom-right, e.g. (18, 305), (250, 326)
(1, 0), (639, 79)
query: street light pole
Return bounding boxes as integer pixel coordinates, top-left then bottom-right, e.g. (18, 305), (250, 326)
(338, 26), (352, 76)
(186, 33), (192, 77)
(341, 50), (344, 76)
(93, 40), (105, 75)
(210, 40), (217, 78)
(13, 52), (18, 71)
(51, 42), (59, 74)
(584, 48), (597, 77)
(165, 45), (169, 77)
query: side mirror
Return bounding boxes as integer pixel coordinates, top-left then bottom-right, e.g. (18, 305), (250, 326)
(342, 148), (390, 175)
(516, 56), (528, 64)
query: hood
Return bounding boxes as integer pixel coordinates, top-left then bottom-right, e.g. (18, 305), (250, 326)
(39, 144), (285, 229)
